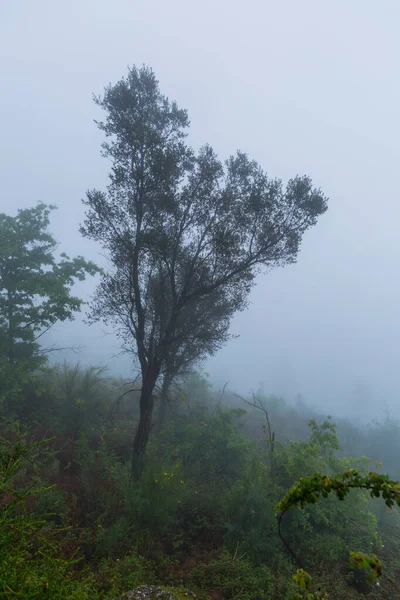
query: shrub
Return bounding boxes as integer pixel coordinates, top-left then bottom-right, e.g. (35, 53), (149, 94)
(190, 552), (275, 600)
(0, 429), (94, 599)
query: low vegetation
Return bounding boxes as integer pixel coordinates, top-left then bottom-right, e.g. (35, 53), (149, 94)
(1, 366), (400, 598)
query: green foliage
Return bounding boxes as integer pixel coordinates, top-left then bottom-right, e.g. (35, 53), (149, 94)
(0, 203), (99, 418)
(293, 569), (313, 590)
(190, 552), (274, 600)
(349, 552), (383, 583)
(73, 432), (120, 527)
(277, 465), (400, 595)
(276, 470), (400, 513)
(3, 363), (400, 599)
(0, 430), (93, 599)
(51, 362), (111, 436)
(120, 460), (185, 540)
(30, 484), (69, 523)
(94, 515), (134, 558)
(0, 428), (55, 527)
(89, 552), (155, 597)
(221, 458), (278, 562)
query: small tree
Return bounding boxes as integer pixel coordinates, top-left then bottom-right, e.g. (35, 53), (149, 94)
(0, 203), (99, 406)
(81, 65), (328, 474)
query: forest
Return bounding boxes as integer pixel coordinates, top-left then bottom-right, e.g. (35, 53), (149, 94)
(1, 65), (400, 600)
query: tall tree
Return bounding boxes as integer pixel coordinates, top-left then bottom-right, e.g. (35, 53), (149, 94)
(81, 65), (328, 474)
(0, 203), (99, 403)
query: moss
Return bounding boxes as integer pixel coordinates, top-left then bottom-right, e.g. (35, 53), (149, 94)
(160, 588), (209, 600)
(116, 585), (209, 600)
(160, 588), (195, 599)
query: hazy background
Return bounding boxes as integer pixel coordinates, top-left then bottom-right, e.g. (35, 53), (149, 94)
(1, 0), (399, 421)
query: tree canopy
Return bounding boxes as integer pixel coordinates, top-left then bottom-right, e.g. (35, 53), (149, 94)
(0, 203), (99, 404)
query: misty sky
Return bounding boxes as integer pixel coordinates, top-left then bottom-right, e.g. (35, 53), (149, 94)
(1, 1), (400, 420)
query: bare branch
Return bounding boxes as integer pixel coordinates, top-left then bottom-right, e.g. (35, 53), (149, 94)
(207, 381), (228, 425)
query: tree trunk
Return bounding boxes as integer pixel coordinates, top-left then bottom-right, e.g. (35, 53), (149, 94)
(131, 368), (159, 478)
(156, 373), (172, 430)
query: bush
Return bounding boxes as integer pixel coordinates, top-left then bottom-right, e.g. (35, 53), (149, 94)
(89, 552), (156, 598)
(190, 552), (275, 600)
(0, 430), (94, 599)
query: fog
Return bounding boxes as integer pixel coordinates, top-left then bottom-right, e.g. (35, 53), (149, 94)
(2, 0), (400, 421)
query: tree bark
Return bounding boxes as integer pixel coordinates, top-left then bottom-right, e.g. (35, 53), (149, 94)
(156, 373), (172, 431)
(131, 366), (160, 478)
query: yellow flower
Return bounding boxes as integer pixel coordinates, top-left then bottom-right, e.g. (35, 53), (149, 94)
(178, 500), (182, 504)
(180, 480), (184, 485)
(75, 397), (84, 406)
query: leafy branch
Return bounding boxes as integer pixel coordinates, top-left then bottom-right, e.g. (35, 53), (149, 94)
(276, 469), (400, 514)
(276, 469), (400, 593)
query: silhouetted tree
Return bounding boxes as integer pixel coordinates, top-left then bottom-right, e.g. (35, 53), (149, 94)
(80, 65), (328, 475)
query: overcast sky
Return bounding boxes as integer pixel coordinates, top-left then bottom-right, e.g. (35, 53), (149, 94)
(1, 0), (400, 420)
